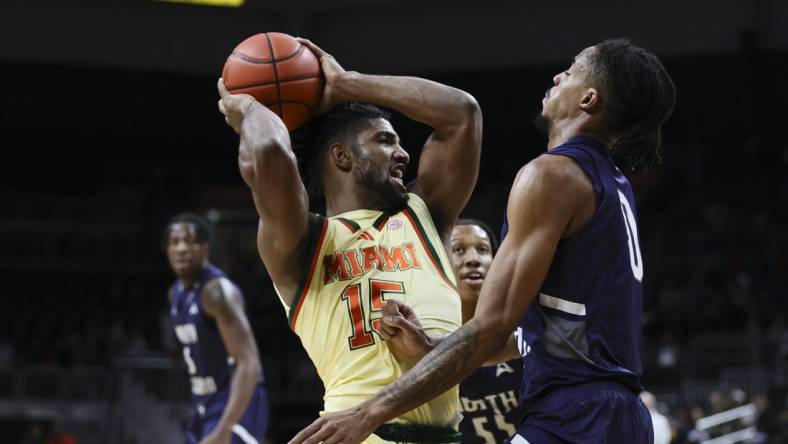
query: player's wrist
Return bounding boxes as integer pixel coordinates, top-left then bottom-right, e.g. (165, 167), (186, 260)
(332, 70), (362, 101)
(423, 332), (441, 352)
(360, 398), (390, 434)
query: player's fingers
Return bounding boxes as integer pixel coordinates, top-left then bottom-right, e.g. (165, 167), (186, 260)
(378, 322), (399, 337)
(217, 77), (229, 98)
(297, 38), (328, 58)
(288, 419), (327, 444)
(382, 313), (404, 327)
(376, 327), (392, 341)
(218, 99), (227, 115)
(397, 302), (420, 325)
(321, 433), (347, 444)
(301, 424), (340, 444)
(382, 300), (401, 316)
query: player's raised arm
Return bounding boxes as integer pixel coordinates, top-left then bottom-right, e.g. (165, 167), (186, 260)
(217, 79), (310, 303)
(298, 39), (482, 235)
(200, 277), (262, 444)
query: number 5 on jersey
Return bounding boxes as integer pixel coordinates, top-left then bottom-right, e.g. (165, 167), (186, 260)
(341, 279), (405, 350)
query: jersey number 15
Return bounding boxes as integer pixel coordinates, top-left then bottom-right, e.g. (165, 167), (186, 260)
(341, 279), (405, 350)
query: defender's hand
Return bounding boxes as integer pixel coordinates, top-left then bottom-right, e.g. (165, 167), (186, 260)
(296, 38), (347, 113)
(376, 300), (433, 359)
(289, 408), (375, 444)
(217, 77), (257, 134)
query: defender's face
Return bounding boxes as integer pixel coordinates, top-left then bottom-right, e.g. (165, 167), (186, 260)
(166, 223), (209, 278)
(541, 46), (596, 122)
(450, 224), (494, 297)
(354, 118), (411, 209)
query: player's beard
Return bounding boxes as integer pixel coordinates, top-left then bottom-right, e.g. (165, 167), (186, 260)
(354, 156), (408, 212)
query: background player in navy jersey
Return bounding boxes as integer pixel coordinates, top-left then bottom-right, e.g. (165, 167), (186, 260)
(290, 38), (676, 444)
(164, 213), (270, 444)
(450, 219), (524, 443)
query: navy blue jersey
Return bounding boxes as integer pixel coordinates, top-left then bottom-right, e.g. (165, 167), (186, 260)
(171, 264), (250, 402)
(459, 359), (524, 444)
(501, 136), (645, 408)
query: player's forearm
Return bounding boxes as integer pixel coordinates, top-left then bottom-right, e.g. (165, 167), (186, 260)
(364, 318), (509, 427)
(237, 103), (293, 188)
(333, 71), (480, 132)
(215, 359), (261, 433)
(482, 334), (520, 366)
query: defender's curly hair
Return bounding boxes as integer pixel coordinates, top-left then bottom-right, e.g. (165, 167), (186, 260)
(587, 39), (676, 172)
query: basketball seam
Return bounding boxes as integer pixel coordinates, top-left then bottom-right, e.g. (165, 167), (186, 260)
(261, 100), (313, 107)
(230, 43), (306, 65)
(226, 74), (321, 92)
(263, 33), (284, 119)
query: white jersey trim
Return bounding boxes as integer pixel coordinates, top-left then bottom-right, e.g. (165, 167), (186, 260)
(538, 292), (586, 316)
(231, 424), (259, 444)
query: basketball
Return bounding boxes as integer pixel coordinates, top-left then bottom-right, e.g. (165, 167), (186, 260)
(222, 32), (323, 131)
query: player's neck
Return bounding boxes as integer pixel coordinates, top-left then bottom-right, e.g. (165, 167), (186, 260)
(547, 118), (611, 150)
(325, 183), (391, 217)
(178, 268), (204, 290)
(180, 276), (198, 290)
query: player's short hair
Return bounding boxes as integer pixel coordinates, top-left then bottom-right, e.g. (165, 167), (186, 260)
(587, 39), (676, 172)
(456, 218), (500, 255)
(291, 102), (391, 198)
(161, 212), (214, 250)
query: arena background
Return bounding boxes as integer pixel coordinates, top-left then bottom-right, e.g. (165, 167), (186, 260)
(1, 0), (786, 442)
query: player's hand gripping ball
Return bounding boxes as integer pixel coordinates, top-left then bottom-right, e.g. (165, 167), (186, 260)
(222, 32), (323, 131)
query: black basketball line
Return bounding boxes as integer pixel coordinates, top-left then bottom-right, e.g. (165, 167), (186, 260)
(261, 100), (313, 109)
(226, 74), (321, 92)
(231, 41), (306, 65)
(263, 33), (284, 118)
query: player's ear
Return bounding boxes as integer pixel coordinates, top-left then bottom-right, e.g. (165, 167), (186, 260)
(330, 143), (353, 172)
(580, 87), (601, 113)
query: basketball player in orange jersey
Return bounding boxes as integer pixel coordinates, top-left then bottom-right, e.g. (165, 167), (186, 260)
(217, 37), (481, 443)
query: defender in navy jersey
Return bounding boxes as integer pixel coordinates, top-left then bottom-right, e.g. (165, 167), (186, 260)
(165, 213), (269, 444)
(290, 39), (675, 444)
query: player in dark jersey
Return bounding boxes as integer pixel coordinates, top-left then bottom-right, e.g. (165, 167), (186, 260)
(289, 38), (676, 444)
(164, 213), (269, 444)
(451, 219), (524, 443)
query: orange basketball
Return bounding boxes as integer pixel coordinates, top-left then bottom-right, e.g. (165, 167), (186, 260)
(222, 32), (323, 131)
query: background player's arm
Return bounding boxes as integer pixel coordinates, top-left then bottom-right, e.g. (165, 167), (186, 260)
(217, 80), (310, 304)
(299, 39), (482, 234)
(289, 155), (591, 444)
(201, 278), (262, 444)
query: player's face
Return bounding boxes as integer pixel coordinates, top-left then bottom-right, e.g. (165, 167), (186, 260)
(450, 225), (494, 297)
(541, 46), (596, 123)
(353, 118), (410, 210)
(166, 223), (209, 278)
